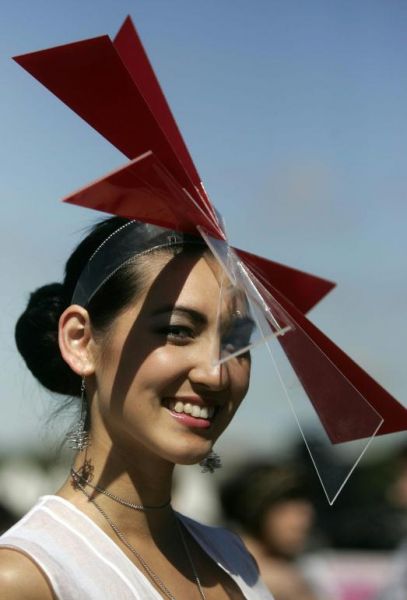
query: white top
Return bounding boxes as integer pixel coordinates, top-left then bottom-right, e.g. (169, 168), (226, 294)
(0, 495), (273, 599)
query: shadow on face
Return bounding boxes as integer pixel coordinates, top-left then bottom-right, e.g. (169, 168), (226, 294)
(86, 248), (251, 492)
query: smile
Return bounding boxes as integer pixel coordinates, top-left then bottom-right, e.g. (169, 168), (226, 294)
(164, 398), (217, 428)
(168, 399), (215, 420)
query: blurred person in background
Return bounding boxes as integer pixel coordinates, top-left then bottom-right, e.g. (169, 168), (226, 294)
(375, 445), (407, 600)
(387, 445), (407, 517)
(220, 462), (321, 600)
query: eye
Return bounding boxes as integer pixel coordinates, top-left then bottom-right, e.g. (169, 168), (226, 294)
(222, 317), (254, 354)
(157, 325), (195, 345)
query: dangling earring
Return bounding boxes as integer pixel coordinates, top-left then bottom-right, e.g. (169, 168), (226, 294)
(199, 450), (222, 473)
(66, 376), (90, 451)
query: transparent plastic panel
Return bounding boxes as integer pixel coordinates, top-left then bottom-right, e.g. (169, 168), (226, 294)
(198, 228), (383, 504)
(199, 228), (292, 362)
(264, 331), (383, 504)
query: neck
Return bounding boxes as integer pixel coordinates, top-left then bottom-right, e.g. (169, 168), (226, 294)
(58, 436), (176, 537)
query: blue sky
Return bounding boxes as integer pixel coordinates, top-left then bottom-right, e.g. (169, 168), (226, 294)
(0, 0), (406, 459)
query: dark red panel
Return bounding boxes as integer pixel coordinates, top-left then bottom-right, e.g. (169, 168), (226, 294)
(266, 282), (407, 442)
(113, 17), (204, 197)
(63, 152), (223, 238)
(235, 247), (336, 314)
(13, 35), (208, 215)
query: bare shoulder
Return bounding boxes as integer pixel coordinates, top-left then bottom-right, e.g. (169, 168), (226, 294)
(0, 548), (55, 600)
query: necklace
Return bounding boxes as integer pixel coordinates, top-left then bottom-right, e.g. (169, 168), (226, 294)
(71, 468), (171, 510)
(71, 471), (207, 600)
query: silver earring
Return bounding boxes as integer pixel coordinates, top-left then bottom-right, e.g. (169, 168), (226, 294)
(66, 377), (90, 451)
(200, 450), (222, 473)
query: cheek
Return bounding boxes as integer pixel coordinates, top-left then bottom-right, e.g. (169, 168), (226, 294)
(221, 361), (251, 422)
(128, 346), (190, 395)
(230, 359), (251, 399)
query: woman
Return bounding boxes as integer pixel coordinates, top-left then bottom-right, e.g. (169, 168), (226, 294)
(2, 11), (403, 600)
(0, 217), (273, 599)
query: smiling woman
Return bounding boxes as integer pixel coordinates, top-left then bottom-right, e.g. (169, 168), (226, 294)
(4, 6), (405, 598)
(0, 216), (271, 600)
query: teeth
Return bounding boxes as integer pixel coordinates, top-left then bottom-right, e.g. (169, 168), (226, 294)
(200, 407), (208, 419)
(191, 405), (201, 418)
(168, 400), (216, 420)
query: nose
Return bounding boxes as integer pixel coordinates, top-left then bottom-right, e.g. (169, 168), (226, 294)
(188, 351), (230, 392)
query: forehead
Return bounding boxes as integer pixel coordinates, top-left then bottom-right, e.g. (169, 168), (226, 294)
(138, 251), (223, 315)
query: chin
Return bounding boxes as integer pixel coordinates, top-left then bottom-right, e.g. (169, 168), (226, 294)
(162, 438), (213, 467)
(174, 454), (205, 467)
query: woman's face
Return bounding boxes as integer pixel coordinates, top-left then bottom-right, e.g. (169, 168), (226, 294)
(88, 251), (251, 466)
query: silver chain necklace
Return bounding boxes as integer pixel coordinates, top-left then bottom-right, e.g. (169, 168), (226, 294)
(71, 468), (171, 511)
(71, 471), (207, 600)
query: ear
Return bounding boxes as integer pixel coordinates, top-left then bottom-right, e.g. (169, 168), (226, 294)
(58, 305), (96, 376)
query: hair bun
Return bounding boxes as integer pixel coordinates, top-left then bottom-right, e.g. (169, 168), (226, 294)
(15, 283), (80, 396)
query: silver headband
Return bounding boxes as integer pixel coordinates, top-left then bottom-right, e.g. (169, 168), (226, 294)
(71, 220), (205, 306)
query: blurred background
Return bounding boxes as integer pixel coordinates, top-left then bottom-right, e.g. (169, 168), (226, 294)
(1, 1), (407, 598)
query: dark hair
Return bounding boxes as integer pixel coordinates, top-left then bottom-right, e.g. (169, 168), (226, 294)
(220, 462), (311, 539)
(15, 217), (201, 397)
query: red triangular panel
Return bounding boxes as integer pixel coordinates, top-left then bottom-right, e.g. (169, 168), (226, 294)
(113, 17), (203, 196)
(267, 283), (407, 441)
(13, 35), (208, 214)
(235, 247), (335, 314)
(63, 152), (222, 237)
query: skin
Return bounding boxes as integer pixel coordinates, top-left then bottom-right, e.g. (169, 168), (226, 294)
(0, 251), (251, 599)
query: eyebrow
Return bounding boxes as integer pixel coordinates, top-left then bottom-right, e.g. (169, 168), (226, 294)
(151, 304), (208, 325)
